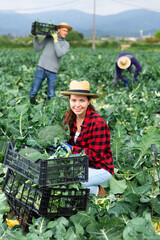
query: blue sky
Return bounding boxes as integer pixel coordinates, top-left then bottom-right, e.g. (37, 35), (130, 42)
(0, 0), (160, 15)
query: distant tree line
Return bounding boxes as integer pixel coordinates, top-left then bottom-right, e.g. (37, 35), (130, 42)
(155, 30), (160, 39)
(0, 29), (160, 49)
(66, 30), (84, 41)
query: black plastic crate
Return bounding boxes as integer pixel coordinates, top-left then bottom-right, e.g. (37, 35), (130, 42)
(6, 198), (35, 232)
(2, 169), (89, 217)
(31, 21), (57, 36)
(3, 142), (89, 186)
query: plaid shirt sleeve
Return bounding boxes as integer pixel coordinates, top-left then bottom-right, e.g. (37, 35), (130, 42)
(68, 109), (114, 175)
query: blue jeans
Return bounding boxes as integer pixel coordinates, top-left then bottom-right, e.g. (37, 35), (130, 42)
(81, 168), (112, 195)
(29, 66), (57, 99)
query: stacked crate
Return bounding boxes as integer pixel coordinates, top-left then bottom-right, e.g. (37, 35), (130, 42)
(2, 142), (89, 231)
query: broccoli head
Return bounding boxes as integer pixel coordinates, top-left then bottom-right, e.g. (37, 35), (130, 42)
(18, 147), (47, 162)
(38, 125), (66, 148)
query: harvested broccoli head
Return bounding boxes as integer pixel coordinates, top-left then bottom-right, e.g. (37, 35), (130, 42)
(18, 148), (47, 162)
(38, 125), (66, 148)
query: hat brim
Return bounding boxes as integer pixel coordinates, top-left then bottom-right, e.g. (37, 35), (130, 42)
(117, 58), (131, 69)
(118, 62), (131, 69)
(60, 91), (99, 98)
(57, 25), (72, 31)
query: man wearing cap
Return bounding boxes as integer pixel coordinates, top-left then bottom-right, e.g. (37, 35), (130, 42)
(112, 53), (142, 88)
(29, 22), (72, 104)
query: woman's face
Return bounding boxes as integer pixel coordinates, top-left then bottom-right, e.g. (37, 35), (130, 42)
(69, 95), (91, 118)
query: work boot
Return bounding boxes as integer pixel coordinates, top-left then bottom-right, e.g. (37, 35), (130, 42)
(30, 97), (36, 104)
(98, 185), (106, 196)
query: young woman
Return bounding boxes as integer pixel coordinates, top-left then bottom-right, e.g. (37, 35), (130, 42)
(61, 80), (114, 195)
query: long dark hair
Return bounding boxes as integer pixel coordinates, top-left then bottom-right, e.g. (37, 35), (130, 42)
(63, 96), (96, 131)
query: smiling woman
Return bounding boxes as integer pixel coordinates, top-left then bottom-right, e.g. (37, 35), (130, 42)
(61, 80), (114, 196)
(69, 95), (90, 132)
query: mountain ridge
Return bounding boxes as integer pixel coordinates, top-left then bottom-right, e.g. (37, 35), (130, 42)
(0, 9), (159, 37)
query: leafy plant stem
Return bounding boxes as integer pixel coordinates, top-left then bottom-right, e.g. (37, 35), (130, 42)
(39, 217), (45, 234)
(132, 83), (141, 93)
(0, 225), (6, 240)
(116, 155), (122, 169)
(0, 128), (10, 140)
(122, 214), (128, 225)
(151, 151), (156, 220)
(134, 155), (144, 169)
(141, 111), (149, 124)
(100, 229), (109, 240)
(130, 184), (136, 194)
(19, 112), (23, 137)
(118, 120), (127, 130)
(118, 92), (126, 104)
(124, 173), (139, 181)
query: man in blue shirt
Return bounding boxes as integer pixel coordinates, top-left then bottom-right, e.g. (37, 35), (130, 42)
(112, 53), (142, 88)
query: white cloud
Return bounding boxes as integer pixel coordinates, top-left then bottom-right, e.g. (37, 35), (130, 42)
(0, 0), (159, 15)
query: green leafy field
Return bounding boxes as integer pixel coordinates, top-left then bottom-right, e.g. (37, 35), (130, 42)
(0, 48), (160, 239)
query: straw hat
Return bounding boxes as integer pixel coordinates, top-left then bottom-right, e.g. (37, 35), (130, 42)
(61, 80), (99, 98)
(57, 22), (72, 31)
(117, 56), (131, 69)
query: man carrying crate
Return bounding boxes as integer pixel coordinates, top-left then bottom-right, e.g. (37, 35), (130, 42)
(29, 22), (72, 104)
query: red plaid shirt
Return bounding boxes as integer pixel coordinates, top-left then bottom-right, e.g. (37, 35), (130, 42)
(68, 108), (114, 175)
